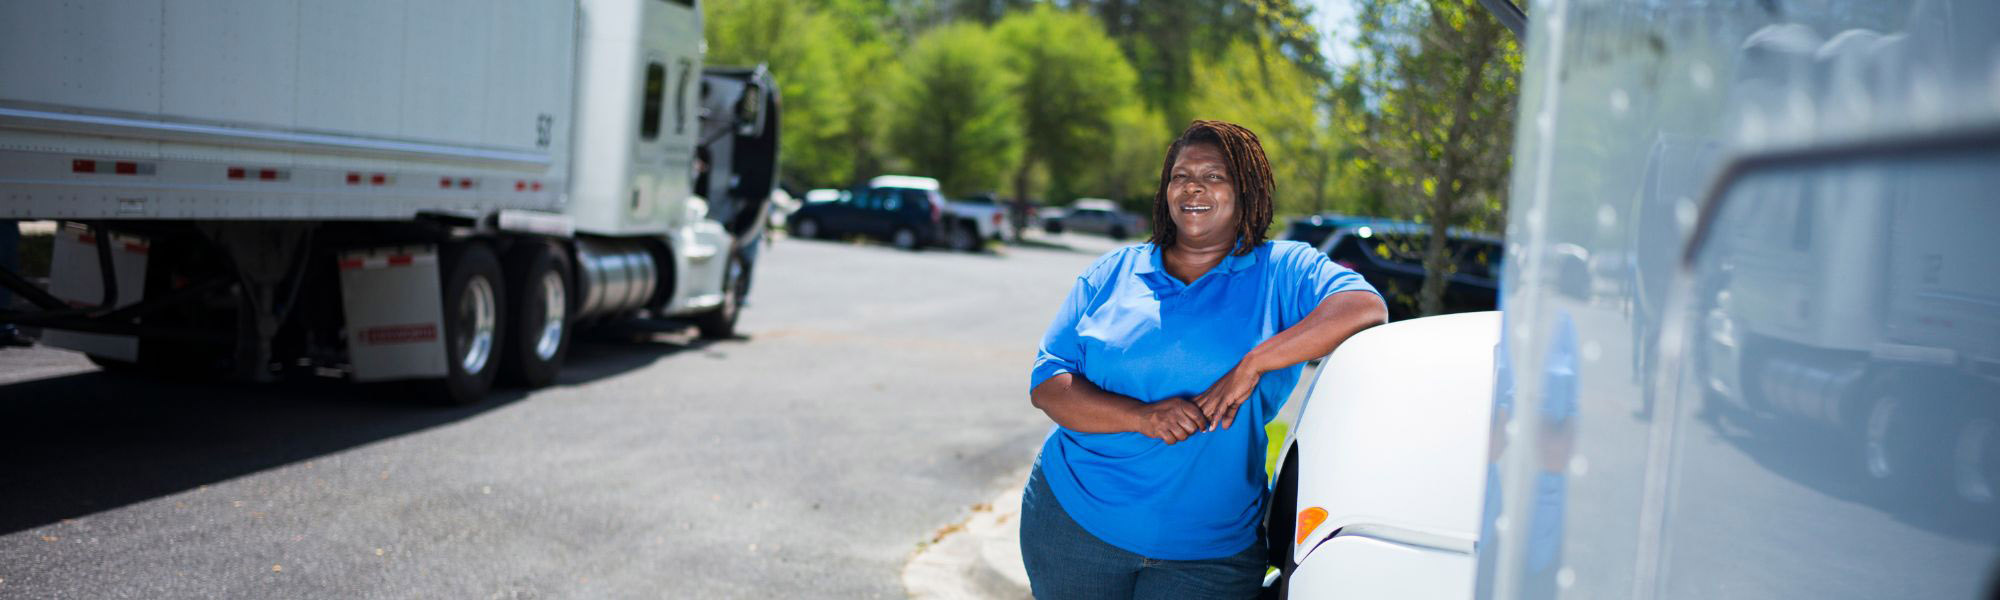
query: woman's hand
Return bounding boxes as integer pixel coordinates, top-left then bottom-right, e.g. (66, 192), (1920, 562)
(1191, 364), (1262, 432)
(1134, 398), (1210, 444)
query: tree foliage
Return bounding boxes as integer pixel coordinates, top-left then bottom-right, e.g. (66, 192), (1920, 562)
(886, 23), (1020, 196)
(1347, 0), (1520, 316)
(703, 0), (1519, 270)
(993, 6), (1141, 205)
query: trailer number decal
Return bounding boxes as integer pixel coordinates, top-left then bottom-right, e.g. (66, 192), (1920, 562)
(535, 114), (553, 148)
(361, 323), (438, 345)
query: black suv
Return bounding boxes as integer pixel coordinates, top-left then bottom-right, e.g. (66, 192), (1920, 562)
(787, 182), (945, 250)
(1317, 221), (1503, 322)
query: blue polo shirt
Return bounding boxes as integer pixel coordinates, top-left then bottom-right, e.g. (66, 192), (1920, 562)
(1030, 240), (1378, 560)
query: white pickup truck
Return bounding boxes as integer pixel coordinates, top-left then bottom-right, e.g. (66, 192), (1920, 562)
(941, 193), (1014, 248)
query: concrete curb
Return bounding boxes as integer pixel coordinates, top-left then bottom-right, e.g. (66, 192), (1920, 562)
(903, 467), (1032, 600)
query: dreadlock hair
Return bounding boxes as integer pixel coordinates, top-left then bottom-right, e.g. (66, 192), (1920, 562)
(1147, 120), (1275, 256)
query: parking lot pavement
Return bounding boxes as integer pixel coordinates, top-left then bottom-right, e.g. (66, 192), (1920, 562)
(0, 235), (1108, 599)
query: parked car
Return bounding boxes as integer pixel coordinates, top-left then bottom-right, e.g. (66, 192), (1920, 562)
(1279, 213), (1371, 249)
(1046, 198), (1143, 239)
(943, 192), (1014, 248)
(1034, 206), (1067, 232)
(1315, 221), (1502, 322)
(786, 176), (947, 251)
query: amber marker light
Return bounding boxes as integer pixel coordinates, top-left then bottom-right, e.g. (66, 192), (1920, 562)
(1296, 507), (1329, 545)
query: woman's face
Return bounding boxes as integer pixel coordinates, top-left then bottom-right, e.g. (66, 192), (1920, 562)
(1166, 142), (1237, 249)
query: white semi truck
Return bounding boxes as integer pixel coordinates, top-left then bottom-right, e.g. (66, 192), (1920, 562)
(0, 0), (780, 403)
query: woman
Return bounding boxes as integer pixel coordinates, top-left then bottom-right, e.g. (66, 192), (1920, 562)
(1022, 120), (1387, 598)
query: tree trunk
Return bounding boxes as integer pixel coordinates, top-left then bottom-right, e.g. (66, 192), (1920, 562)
(1010, 155), (1035, 240)
(1417, 16), (1499, 317)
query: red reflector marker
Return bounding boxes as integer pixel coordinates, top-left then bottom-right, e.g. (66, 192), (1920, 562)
(531, 181), (543, 192)
(386, 255), (414, 267)
(515, 181), (526, 192)
(371, 174), (387, 185)
(439, 177), (452, 189)
(71, 159), (96, 173)
(458, 178), (474, 189)
(346, 172), (362, 185)
(228, 167), (246, 180)
(115, 162), (138, 175)
(258, 169), (279, 181)
(337, 258), (365, 271)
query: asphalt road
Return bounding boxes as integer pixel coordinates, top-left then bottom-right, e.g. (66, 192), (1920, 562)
(0, 231), (1130, 599)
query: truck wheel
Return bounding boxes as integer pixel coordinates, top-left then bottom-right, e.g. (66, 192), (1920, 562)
(499, 242), (572, 389)
(433, 241), (505, 405)
(795, 218), (821, 239)
(948, 222), (979, 252)
(696, 254), (748, 339)
(892, 227), (919, 251)
(1267, 448), (1301, 598)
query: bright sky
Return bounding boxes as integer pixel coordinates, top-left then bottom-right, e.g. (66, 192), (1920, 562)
(1308, 0), (1361, 68)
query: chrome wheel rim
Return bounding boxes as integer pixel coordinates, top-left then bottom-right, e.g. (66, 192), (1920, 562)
(798, 220), (817, 238)
(534, 270), (566, 361)
(895, 229), (915, 249)
(458, 275), (497, 374)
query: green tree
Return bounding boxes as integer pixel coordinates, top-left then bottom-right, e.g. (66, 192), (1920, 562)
(994, 6), (1141, 212)
(886, 23), (1020, 196)
(1080, 0), (1330, 133)
(1347, 0), (1520, 317)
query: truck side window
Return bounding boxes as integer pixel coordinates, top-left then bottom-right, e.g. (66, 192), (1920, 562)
(641, 62), (666, 140)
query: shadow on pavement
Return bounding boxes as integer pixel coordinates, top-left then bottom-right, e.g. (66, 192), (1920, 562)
(0, 330), (719, 535)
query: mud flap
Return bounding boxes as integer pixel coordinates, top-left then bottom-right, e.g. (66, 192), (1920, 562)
(338, 245), (447, 381)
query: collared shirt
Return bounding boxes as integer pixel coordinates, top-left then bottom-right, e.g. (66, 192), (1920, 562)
(1030, 240), (1379, 560)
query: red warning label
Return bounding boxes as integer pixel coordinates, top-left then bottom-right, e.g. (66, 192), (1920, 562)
(361, 323), (438, 345)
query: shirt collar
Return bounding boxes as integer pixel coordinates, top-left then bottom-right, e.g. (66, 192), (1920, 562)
(1136, 240), (1260, 279)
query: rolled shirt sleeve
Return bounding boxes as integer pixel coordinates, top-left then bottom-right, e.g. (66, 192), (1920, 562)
(1031, 274), (1094, 390)
(1281, 242), (1380, 325)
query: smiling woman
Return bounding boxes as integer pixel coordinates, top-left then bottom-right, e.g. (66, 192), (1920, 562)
(1149, 121), (1276, 262)
(1020, 120), (1389, 599)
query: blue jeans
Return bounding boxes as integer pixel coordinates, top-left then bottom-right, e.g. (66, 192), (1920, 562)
(1019, 464), (1266, 599)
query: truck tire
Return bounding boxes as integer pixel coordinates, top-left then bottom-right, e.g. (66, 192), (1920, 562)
(948, 222), (979, 252)
(892, 227), (919, 251)
(499, 241), (572, 389)
(1267, 448), (1301, 599)
(696, 253), (748, 339)
(433, 241), (505, 405)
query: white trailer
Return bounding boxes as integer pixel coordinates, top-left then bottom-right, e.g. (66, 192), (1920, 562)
(0, 0), (781, 403)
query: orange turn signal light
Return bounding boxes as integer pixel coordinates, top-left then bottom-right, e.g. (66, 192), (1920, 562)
(1296, 507), (1328, 545)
